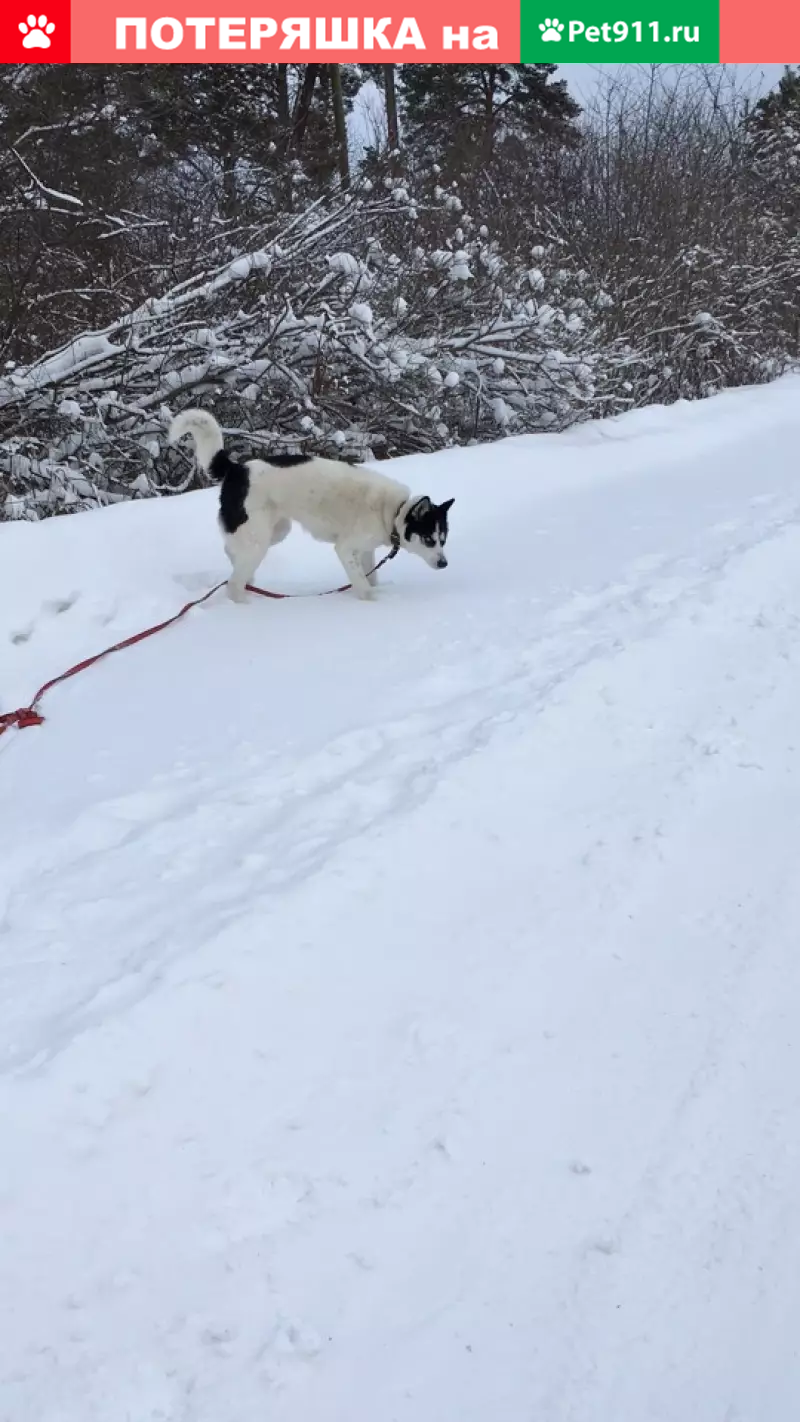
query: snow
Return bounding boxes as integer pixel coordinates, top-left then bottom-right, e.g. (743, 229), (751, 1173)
(349, 302), (373, 326)
(4, 375), (800, 1419)
(449, 252), (472, 282)
(327, 252), (361, 277)
(6, 334), (123, 398)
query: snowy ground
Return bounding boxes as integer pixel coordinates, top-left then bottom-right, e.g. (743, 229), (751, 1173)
(3, 377), (800, 1421)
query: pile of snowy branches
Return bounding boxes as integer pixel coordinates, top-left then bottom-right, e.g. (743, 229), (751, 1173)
(0, 174), (608, 519)
(5, 63), (800, 524)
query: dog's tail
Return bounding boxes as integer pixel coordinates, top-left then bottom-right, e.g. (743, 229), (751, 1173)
(168, 408), (225, 474)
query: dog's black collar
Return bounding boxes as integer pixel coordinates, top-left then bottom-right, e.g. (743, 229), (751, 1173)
(389, 501), (406, 557)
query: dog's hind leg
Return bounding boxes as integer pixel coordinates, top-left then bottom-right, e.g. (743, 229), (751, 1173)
(335, 541), (375, 600)
(361, 549), (379, 587)
(224, 515), (274, 602)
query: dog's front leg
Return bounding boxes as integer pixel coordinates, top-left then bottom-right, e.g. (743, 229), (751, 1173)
(361, 550), (379, 588)
(335, 542), (375, 600)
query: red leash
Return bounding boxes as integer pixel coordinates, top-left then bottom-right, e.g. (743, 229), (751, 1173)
(0, 547), (397, 738)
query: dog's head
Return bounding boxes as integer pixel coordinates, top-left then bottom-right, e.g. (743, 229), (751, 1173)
(397, 496), (455, 570)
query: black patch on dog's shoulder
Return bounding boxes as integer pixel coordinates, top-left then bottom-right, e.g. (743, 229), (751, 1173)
(214, 448), (313, 535)
(208, 450), (230, 481)
(265, 452), (313, 468)
(213, 451), (251, 535)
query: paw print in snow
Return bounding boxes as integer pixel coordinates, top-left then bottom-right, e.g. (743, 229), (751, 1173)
(19, 14), (55, 47)
(539, 17), (565, 39)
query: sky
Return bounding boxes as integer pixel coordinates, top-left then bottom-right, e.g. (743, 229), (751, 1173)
(556, 62), (788, 102)
(348, 64), (789, 155)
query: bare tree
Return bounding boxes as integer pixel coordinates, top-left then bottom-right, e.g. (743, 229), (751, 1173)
(330, 65), (350, 189)
(384, 65), (399, 152)
(291, 64), (319, 149)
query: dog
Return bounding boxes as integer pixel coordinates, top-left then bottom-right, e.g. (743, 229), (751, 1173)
(168, 409), (455, 602)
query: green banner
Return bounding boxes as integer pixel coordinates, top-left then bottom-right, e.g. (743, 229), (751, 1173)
(521, 0), (719, 59)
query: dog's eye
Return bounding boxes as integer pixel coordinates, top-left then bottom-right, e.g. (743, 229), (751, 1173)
(423, 535), (435, 547)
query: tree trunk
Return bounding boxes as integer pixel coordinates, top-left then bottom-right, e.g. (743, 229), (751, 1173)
(483, 66), (497, 158)
(292, 64), (319, 148)
(384, 64), (400, 152)
(276, 64), (289, 123)
(222, 160), (237, 215)
(330, 64), (350, 189)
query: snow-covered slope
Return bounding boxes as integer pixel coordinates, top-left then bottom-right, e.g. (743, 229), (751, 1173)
(4, 377), (800, 1421)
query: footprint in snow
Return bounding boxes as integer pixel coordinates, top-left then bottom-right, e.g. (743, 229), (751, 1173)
(9, 591), (79, 645)
(42, 594), (79, 616)
(173, 570), (218, 593)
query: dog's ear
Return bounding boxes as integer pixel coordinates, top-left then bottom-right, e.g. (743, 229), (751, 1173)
(411, 496), (432, 517)
(439, 498), (455, 515)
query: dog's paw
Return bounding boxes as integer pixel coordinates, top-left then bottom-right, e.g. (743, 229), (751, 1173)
(226, 583), (249, 604)
(353, 586), (376, 601)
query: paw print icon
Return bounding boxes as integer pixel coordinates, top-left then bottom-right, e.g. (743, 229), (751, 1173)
(539, 17), (565, 39)
(19, 13), (56, 47)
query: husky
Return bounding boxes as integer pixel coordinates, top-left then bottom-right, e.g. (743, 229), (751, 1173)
(168, 409), (455, 603)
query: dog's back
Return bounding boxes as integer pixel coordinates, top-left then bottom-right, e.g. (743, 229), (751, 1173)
(168, 407), (409, 547)
(244, 455), (408, 546)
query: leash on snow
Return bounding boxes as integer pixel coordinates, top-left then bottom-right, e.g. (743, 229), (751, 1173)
(0, 544), (399, 739)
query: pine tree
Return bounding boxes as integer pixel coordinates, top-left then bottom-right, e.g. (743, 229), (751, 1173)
(400, 64), (580, 169)
(745, 65), (800, 227)
(748, 65), (800, 134)
(126, 65), (292, 215)
(286, 65), (360, 185)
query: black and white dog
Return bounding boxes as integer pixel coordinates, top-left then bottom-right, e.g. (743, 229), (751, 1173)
(169, 409), (455, 602)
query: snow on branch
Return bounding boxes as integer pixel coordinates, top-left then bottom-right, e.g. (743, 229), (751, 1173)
(1, 179), (605, 519)
(11, 148), (84, 210)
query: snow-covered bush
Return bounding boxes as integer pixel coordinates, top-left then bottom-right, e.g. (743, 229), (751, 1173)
(3, 63), (800, 521)
(0, 177), (604, 519)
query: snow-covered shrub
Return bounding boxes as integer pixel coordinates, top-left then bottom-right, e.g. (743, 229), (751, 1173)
(4, 64), (800, 521)
(0, 176), (604, 519)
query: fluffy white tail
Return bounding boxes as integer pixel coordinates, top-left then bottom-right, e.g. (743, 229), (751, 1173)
(168, 409), (225, 472)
